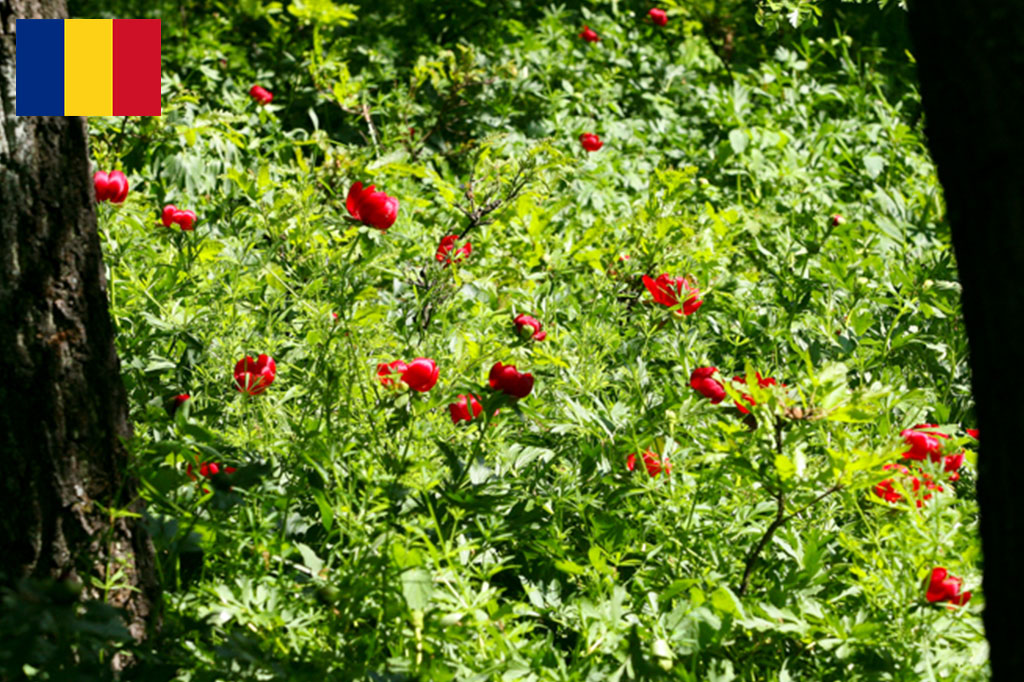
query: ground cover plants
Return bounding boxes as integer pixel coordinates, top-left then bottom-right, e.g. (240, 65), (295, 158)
(6, 0), (986, 679)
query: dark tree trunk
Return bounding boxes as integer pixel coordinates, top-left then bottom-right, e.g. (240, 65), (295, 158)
(907, 2), (1024, 679)
(0, 0), (157, 648)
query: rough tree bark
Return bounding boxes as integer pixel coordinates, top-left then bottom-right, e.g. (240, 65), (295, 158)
(907, 2), (1024, 679)
(0, 0), (157, 647)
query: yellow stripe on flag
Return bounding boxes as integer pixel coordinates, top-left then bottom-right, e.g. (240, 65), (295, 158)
(65, 20), (112, 116)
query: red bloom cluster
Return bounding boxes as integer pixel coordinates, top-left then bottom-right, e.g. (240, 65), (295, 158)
(162, 204), (197, 231)
(926, 567), (971, 606)
(249, 84), (273, 105)
(874, 463), (944, 508)
(690, 367), (726, 404)
(346, 181), (399, 231)
(489, 362), (534, 399)
(642, 274), (703, 315)
(579, 26), (600, 42)
(627, 450), (671, 477)
(900, 424), (948, 462)
(580, 133), (603, 151)
(436, 234), (472, 265)
(187, 460), (238, 494)
(733, 372), (782, 415)
(448, 394), (483, 424)
(234, 354), (276, 396)
(94, 170), (129, 203)
(187, 461), (237, 480)
(648, 8), (668, 26)
(899, 423), (966, 480)
(514, 314), (547, 341)
(377, 358), (439, 392)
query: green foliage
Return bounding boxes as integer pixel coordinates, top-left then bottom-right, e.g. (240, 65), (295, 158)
(48, 0), (984, 679)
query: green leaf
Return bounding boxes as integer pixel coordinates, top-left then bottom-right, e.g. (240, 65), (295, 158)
(729, 129), (748, 155)
(711, 586), (745, 618)
(401, 568), (433, 611)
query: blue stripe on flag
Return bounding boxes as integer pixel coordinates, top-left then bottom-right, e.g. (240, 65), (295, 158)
(16, 20), (65, 116)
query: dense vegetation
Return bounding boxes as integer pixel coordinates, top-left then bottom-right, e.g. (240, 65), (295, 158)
(3, 0), (985, 679)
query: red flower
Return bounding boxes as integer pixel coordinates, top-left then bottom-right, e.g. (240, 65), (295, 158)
(186, 460), (238, 494)
(874, 463), (944, 508)
(166, 393), (190, 416)
(579, 25), (600, 42)
(966, 428), (979, 440)
(346, 181), (399, 231)
(642, 274), (703, 315)
(234, 354), (276, 395)
(648, 8), (668, 26)
(249, 84), (273, 105)
(514, 314), (547, 341)
(830, 213), (845, 227)
(377, 360), (408, 388)
(489, 362), (535, 399)
(926, 567), (971, 606)
(161, 204), (197, 231)
(93, 170), (129, 203)
(943, 452), (965, 481)
(900, 424), (948, 462)
(732, 372), (781, 414)
(579, 133), (603, 152)
(449, 394), (484, 424)
(436, 234), (472, 265)
(627, 450), (671, 477)
(690, 367), (726, 404)
(875, 463), (911, 504)
(401, 358), (440, 393)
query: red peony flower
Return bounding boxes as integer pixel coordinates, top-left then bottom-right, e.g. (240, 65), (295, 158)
(690, 366), (725, 404)
(514, 314), (547, 341)
(161, 204), (197, 231)
(346, 181), (399, 231)
(926, 567), (971, 606)
(875, 463), (944, 508)
(436, 234), (472, 265)
(93, 170), (129, 203)
(249, 84), (273, 105)
(489, 362), (535, 399)
(900, 424), (948, 462)
(234, 354), (276, 396)
(732, 372), (781, 414)
(579, 133), (603, 152)
(166, 393), (191, 416)
(401, 358), (440, 393)
(377, 360), (408, 388)
(648, 8), (668, 26)
(642, 274), (703, 315)
(944, 452), (965, 481)
(187, 460), (238, 494)
(579, 25), (600, 42)
(627, 450), (671, 477)
(449, 394), (484, 424)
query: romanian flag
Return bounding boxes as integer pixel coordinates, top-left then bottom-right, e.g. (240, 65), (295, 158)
(16, 19), (161, 116)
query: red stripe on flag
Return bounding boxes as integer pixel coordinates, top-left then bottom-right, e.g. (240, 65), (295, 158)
(112, 19), (161, 116)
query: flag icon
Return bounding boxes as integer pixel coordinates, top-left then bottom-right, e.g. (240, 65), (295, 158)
(16, 19), (161, 116)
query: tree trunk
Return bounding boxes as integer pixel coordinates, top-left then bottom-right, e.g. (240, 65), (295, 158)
(907, 2), (1024, 679)
(0, 0), (157, 648)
